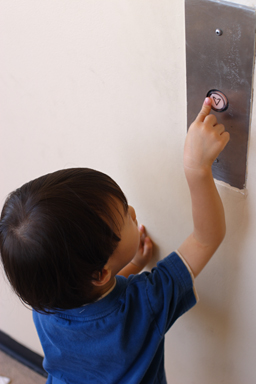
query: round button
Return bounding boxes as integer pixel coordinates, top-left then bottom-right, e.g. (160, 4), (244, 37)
(206, 89), (229, 112)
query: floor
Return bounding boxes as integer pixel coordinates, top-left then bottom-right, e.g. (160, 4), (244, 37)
(0, 350), (46, 384)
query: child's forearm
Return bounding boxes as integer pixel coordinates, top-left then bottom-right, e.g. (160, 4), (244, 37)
(117, 262), (143, 278)
(178, 167), (226, 277)
(178, 98), (229, 278)
(188, 167), (226, 248)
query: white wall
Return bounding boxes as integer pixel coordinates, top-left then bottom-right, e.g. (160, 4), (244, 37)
(0, 1), (256, 383)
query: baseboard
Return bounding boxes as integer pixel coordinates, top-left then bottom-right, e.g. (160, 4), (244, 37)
(0, 330), (47, 378)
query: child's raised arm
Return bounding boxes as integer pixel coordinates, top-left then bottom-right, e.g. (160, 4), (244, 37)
(178, 97), (230, 278)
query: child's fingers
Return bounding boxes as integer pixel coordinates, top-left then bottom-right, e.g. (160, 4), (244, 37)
(205, 114), (217, 126)
(214, 123), (230, 145)
(139, 225), (153, 256)
(220, 131), (230, 148)
(132, 227), (153, 267)
(211, 126), (230, 157)
(142, 237), (153, 260)
(195, 97), (212, 123)
(139, 224), (146, 243)
(214, 123), (225, 134)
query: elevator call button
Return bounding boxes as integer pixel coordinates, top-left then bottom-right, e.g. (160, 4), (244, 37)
(206, 89), (229, 112)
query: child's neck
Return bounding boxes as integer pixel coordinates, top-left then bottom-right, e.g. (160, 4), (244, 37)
(93, 277), (116, 301)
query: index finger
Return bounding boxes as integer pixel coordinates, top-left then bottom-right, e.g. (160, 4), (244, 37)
(195, 97), (212, 123)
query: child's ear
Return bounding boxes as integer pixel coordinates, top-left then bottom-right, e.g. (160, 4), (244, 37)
(91, 267), (112, 287)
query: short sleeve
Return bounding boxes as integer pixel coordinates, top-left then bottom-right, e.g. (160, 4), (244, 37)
(145, 251), (198, 335)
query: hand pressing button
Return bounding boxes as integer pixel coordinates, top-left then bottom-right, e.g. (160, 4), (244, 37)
(206, 89), (229, 112)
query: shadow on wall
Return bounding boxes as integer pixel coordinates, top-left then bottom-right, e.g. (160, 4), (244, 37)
(191, 184), (250, 379)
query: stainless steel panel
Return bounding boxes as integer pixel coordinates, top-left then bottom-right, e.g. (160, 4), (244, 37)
(185, 0), (256, 189)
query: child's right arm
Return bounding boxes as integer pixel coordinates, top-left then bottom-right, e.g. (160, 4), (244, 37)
(178, 97), (230, 278)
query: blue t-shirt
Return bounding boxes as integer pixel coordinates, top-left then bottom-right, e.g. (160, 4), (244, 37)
(33, 252), (197, 384)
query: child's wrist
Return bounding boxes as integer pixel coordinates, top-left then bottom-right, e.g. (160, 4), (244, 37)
(185, 164), (213, 181)
(130, 261), (144, 272)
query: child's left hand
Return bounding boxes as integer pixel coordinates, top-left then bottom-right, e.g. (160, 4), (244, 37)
(131, 225), (153, 269)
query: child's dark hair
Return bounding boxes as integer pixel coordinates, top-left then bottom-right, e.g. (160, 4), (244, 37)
(0, 168), (128, 313)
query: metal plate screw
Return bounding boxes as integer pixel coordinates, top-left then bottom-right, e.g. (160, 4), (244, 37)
(215, 29), (223, 36)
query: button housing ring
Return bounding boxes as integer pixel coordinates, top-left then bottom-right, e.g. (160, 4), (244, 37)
(206, 89), (229, 112)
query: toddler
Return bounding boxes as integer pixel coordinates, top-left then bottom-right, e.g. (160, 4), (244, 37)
(0, 98), (230, 383)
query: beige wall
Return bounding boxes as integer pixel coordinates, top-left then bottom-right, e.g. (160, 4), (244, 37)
(0, 1), (256, 382)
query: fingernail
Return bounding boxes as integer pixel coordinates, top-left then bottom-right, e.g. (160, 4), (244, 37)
(204, 97), (212, 105)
